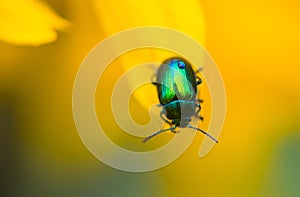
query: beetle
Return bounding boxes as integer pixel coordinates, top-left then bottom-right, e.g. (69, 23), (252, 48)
(143, 57), (218, 143)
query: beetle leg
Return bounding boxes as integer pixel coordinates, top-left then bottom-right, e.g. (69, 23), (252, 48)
(194, 67), (204, 74)
(196, 76), (202, 85)
(169, 121), (180, 133)
(197, 99), (203, 103)
(151, 73), (159, 86)
(194, 103), (204, 121)
(170, 129), (180, 134)
(160, 110), (172, 127)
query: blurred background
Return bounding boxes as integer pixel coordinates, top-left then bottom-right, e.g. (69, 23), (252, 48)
(1, 0), (300, 196)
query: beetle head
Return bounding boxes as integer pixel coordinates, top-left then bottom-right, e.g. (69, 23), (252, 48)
(169, 59), (186, 69)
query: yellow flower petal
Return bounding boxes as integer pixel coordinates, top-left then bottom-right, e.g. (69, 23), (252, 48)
(92, 0), (205, 42)
(0, 0), (70, 46)
(92, 0), (206, 109)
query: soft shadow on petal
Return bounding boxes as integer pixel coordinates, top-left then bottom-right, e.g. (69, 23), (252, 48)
(0, 0), (70, 46)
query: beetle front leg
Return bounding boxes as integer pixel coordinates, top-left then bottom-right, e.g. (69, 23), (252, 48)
(170, 128), (180, 134)
(160, 110), (172, 127)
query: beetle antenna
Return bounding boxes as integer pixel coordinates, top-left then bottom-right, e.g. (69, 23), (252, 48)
(143, 126), (177, 143)
(187, 124), (219, 143)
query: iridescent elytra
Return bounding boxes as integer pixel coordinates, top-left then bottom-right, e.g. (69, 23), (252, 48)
(143, 57), (218, 143)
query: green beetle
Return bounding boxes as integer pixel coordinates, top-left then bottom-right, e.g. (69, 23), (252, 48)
(143, 57), (218, 143)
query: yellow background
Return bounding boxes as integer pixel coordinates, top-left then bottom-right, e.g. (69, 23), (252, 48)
(1, 0), (300, 196)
